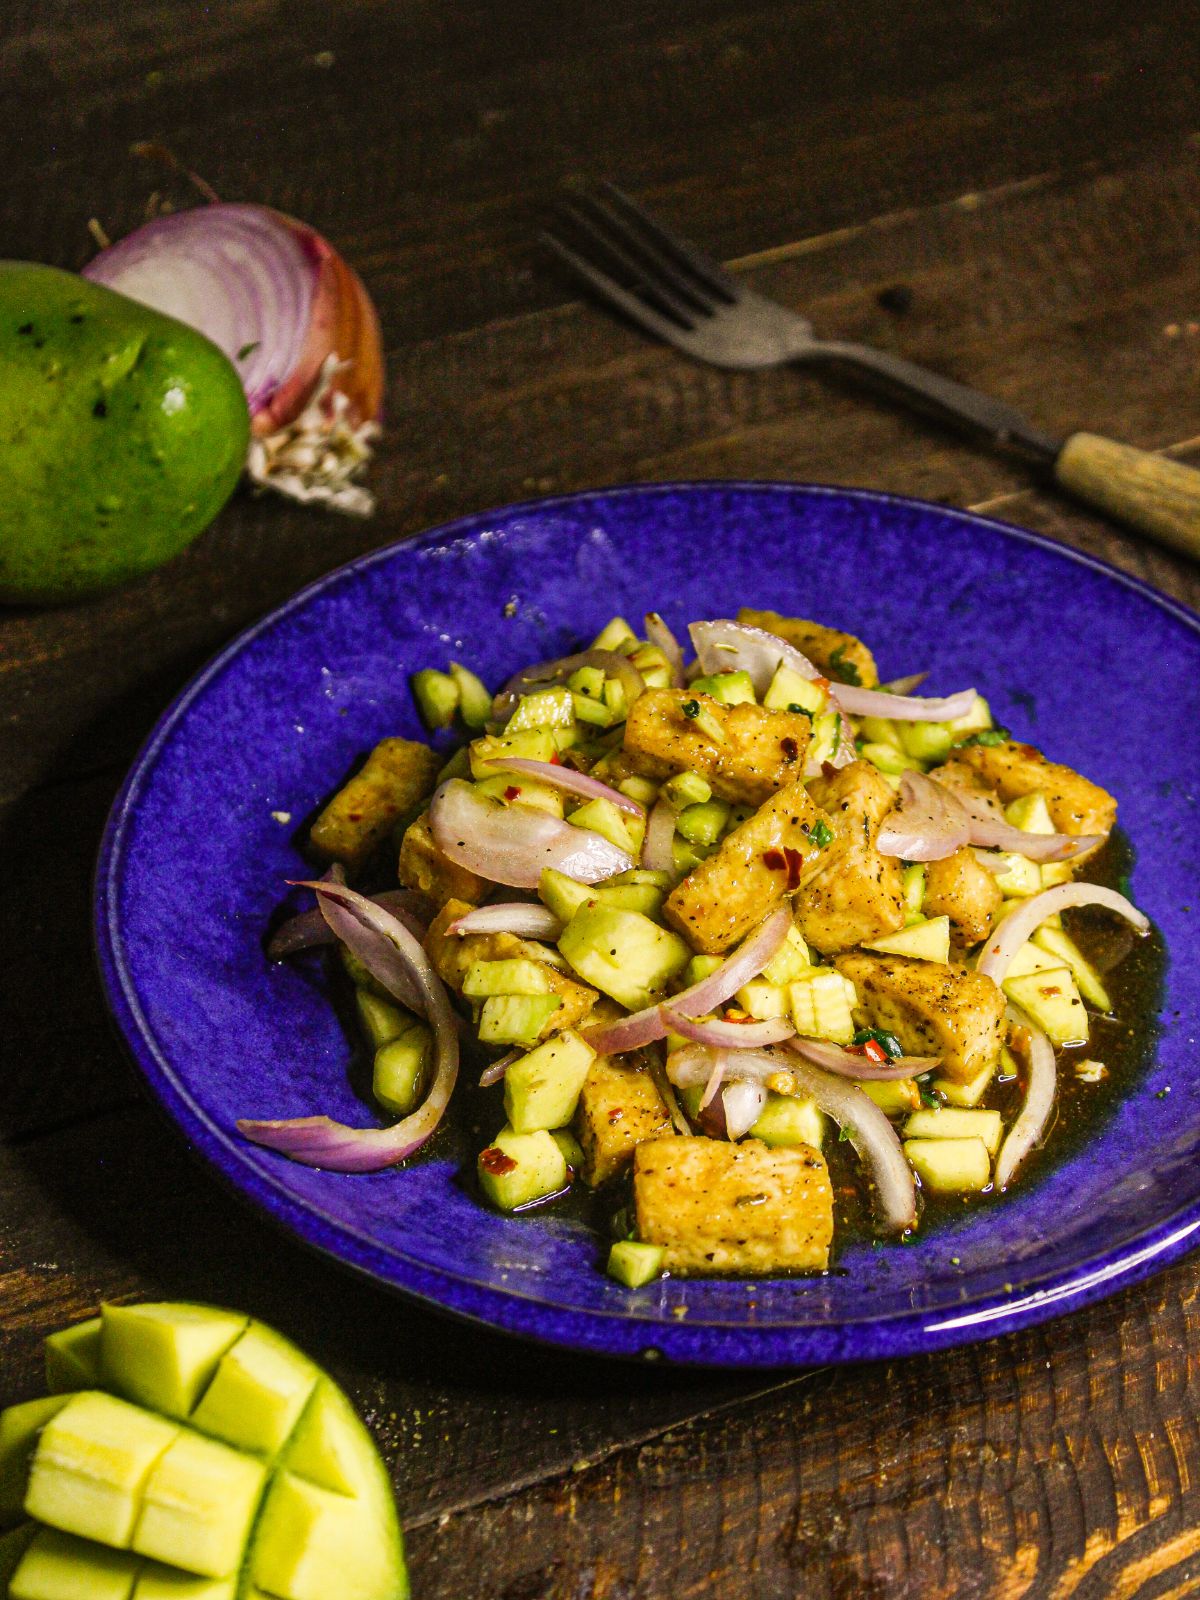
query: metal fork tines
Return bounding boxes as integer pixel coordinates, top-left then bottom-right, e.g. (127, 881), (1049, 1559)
(544, 182), (1061, 462)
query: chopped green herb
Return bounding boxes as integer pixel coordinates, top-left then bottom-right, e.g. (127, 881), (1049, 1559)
(1156, 1086), (1172, 1099)
(853, 1026), (903, 1060)
(828, 644), (862, 686)
(681, 699), (701, 718)
(811, 819), (834, 850)
(236, 340), (260, 360)
(959, 726), (1011, 748)
(787, 702), (813, 720)
(838, 1123), (853, 1142)
(1118, 872), (1133, 900)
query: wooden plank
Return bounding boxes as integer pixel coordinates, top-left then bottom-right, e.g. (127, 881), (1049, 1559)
(5, 144), (1200, 802)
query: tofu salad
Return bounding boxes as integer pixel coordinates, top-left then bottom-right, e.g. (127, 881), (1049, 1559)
(242, 609), (1151, 1285)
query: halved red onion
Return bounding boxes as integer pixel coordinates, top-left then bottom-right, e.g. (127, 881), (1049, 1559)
(493, 757), (645, 817)
(267, 889), (427, 960)
(722, 1079), (769, 1140)
(976, 881), (1149, 986)
(952, 786), (1102, 862)
(479, 1049), (520, 1088)
(583, 907), (792, 1054)
(877, 771), (971, 862)
(787, 1036), (940, 1081)
(447, 903), (563, 940)
(429, 779), (632, 889)
(641, 797), (678, 873)
(661, 1009), (795, 1049)
(993, 1012), (1056, 1188)
(644, 612), (686, 686)
(238, 883), (459, 1171)
(785, 1059), (917, 1232)
(491, 649), (645, 722)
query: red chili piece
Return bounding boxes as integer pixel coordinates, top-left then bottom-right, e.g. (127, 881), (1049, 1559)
(503, 785), (521, 802)
(480, 1147), (518, 1175)
(780, 736), (799, 762)
(783, 846), (805, 890)
(761, 848), (787, 871)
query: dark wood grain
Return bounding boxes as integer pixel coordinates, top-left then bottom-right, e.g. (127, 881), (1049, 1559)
(4, 3), (1200, 1597)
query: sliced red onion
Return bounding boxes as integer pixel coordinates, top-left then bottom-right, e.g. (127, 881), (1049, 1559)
(661, 1009), (795, 1049)
(833, 683), (977, 722)
(641, 797), (678, 873)
(993, 1012), (1056, 1188)
(491, 649), (644, 722)
(973, 850), (1012, 876)
(429, 779), (633, 889)
(722, 1079), (769, 1140)
(583, 907), (792, 1054)
(493, 757), (645, 817)
(787, 1035), (939, 1081)
(877, 771), (971, 862)
(976, 881), (1148, 986)
(698, 1050), (727, 1111)
(644, 612), (686, 686)
(952, 786), (1102, 862)
(646, 1048), (692, 1136)
(238, 883), (459, 1171)
(785, 1059), (917, 1232)
(479, 1050), (520, 1088)
(266, 889), (426, 960)
(447, 903), (563, 940)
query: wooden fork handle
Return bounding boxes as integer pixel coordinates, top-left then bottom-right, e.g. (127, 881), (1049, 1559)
(1054, 433), (1200, 559)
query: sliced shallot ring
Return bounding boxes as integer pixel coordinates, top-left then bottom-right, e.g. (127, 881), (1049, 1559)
(479, 1049), (520, 1088)
(976, 881), (1148, 986)
(644, 611), (686, 686)
(785, 1058), (918, 1232)
(447, 903), (563, 940)
(951, 785), (1102, 862)
(429, 778), (633, 889)
(493, 757), (645, 816)
(993, 1010), (1056, 1188)
(876, 770), (971, 862)
(661, 1009), (795, 1049)
(641, 796), (677, 873)
(833, 682), (978, 722)
(698, 1049), (727, 1111)
(787, 1035), (940, 1081)
(721, 1078), (768, 1140)
(266, 889), (427, 960)
(491, 649), (644, 721)
(238, 883), (459, 1171)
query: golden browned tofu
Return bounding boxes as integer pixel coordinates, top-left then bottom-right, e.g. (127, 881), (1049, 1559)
(923, 847), (1003, 947)
(664, 779), (828, 953)
(832, 951), (1005, 1085)
(622, 688), (811, 806)
(737, 607), (878, 688)
(940, 742), (1116, 845)
(310, 737), (439, 871)
(633, 1137), (833, 1274)
(425, 900), (597, 1036)
(794, 761), (905, 954)
(574, 1055), (673, 1186)
(399, 813), (488, 910)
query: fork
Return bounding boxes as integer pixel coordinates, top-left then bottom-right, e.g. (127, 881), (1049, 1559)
(543, 183), (1200, 557)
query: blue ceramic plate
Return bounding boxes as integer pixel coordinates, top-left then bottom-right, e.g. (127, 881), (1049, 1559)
(96, 484), (1200, 1366)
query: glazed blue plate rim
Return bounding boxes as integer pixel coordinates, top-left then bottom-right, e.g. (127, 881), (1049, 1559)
(94, 479), (1200, 1368)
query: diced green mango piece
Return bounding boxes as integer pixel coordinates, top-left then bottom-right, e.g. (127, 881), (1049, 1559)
(134, 1566), (236, 1598)
(735, 979), (790, 1020)
(661, 771), (712, 808)
(1032, 923), (1112, 1011)
(595, 882), (664, 917)
(476, 994), (561, 1048)
(26, 1392), (179, 1549)
(462, 959), (553, 998)
(683, 953), (724, 987)
(474, 773), (564, 815)
(904, 1137), (991, 1193)
(1040, 858), (1075, 889)
(903, 1107), (1003, 1155)
(10, 1527), (141, 1600)
(477, 1128), (568, 1211)
(338, 946), (393, 1005)
(806, 710), (844, 767)
(1004, 790), (1055, 834)
(468, 729), (557, 777)
(571, 691), (618, 727)
(189, 1327), (317, 1460)
(606, 1242), (666, 1288)
(627, 642), (672, 688)
(550, 1128), (585, 1175)
(856, 714), (902, 750)
(763, 666), (825, 715)
(0, 1399), (73, 1526)
(45, 1322), (102, 1396)
(250, 1469), (402, 1600)
(864, 916), (951, 964)
(688, 671), (755, 705)
(749, 1095), (825, 1149)
(567, 665), (606, 700)
(671, 835), (708, 875)
(503, 1031), (596, 1133)
(616, 775), (659, 807)
(1002, 940), (1060, 979)
(409, 670), (458, 731)
(860, 741), (923, 777)
(933, 1055), (996, 1107)
(761, 924), (812, 986)
(447, 663), (493, 730)
(994, 852), (1042, 897)
(504, 687), (575, 733)
(902, 864), (926, 918)
(897, 722), (954, 763)
(943, 693), (992, 737)
(354, 991), (411, 1051)
(100, 1306), (247, 1424)
(1003, 967), (1089, 1046)
(538, 868), (593, 923)
(131, 1431), (265, 1579)
(566, 797), (639, 854)
(373, 1026), (431, 1117)
(676, 799), (730, 847)
(611, 868), (672, 889)
(788, 970), (857, 1044)
(558, 905), (690, 1012)
(678, 697), (726, 744)
(590, 617), (637, 652)
(858, 1079), (921, 1115)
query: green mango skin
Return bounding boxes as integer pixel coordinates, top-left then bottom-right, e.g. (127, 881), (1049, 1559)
(0, 262), (250, 604)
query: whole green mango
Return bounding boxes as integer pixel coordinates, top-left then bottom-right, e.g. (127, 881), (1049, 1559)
(0, 263), (250, 603)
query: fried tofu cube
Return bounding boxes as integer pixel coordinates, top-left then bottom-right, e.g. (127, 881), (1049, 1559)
(622, 688), (812, 806)
(794, 761), (905, 954)
(425, 900), (597, 1037)
(922, 846), (1003, 947)
(574, 1055), (672, 1186)
(310, 738), (439, 871)
(736, 607), (878, 688)
(939, 741), (1116, 863)
(633, 1137), (833, 1274)
(399, 812), (488, 910)
(832, 951), (1006, 1085)
(664, 779), (827, 953)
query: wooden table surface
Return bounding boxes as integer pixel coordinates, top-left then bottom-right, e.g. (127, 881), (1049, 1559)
(4, 3), (1200, 1594)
